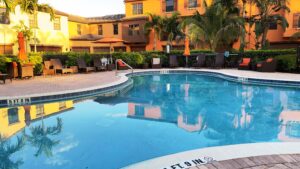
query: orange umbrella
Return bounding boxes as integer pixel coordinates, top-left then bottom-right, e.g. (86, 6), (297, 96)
(93, 37), (126, 63)
(18, 32), (27, 61)
(183, 37), (190, 67)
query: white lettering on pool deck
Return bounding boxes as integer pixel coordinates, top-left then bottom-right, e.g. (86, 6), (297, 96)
(162, 157), (215, 169)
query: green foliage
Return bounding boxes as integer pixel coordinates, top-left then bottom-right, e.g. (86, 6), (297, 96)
(0, 55), (18, 73)
(181, 1), (246, 52)
(28, 53), (43, 75)
(275, 54), (297, 72)
(113, 52), (144, 67)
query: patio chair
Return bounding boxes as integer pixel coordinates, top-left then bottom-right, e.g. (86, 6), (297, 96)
(214, 53), (225, 68)
(238, 58), (252, 70)
(117, 60), (128, 70)
(17, 62), (34, 79)
(43, 61), (55, 76)
(169, 55), (179, 68)
(192, 54), (206, 68)
(51, 59), (73, 74)
(257, 58), (277, 72)
(6, 62), (18, 78)
(93, 58), (107, 71)
(77, 58), (96, 73)
(152, 58), (162, 69)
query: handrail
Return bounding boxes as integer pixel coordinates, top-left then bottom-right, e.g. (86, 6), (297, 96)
(115, 59), (134, 75)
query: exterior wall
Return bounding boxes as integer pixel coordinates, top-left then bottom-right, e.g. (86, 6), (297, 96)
(68, 21), (89, 38)
(0, 6), (69, 55)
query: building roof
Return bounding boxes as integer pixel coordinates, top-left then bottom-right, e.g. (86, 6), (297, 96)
(70, 34), (103, 41)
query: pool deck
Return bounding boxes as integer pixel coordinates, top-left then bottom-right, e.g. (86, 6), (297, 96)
(0, 68), (299, 100)
(191, 154), (300, 169)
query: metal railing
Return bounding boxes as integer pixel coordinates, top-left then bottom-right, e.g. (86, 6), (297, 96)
(115, 59), (134, 75)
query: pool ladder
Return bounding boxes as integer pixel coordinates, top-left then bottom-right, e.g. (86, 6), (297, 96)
(115, 59), (134, 75)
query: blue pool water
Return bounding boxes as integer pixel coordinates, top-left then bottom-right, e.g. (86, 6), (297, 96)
(1, 73), (300, 169)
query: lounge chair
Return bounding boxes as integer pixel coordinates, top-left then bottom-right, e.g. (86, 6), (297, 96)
(257, 58), (277, 72)
(77, 58), (95, 73)
(43, 61), (55, 76)
(238, 58), (251, 70)
(93, 58), (107, 71)
(192, 54), (206, 68)
(169, 55), (179, 68)
(214, 53), (225, 68)
(152, 58), (161, 69)
(117, 60), (128, 70)
(0, 71), (12, 84)
(51, 59), (73, 74)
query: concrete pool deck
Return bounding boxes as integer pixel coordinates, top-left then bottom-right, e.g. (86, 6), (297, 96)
(1, 68), (299, 100)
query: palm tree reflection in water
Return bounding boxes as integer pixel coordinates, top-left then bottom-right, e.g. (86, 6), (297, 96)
(23, 117), (63, 158)
(0, 135), (25, 169)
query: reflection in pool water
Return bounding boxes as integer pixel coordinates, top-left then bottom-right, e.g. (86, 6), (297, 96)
(0, 74), (300, 169)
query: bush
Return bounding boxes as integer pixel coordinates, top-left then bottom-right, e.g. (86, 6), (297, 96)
(275, 54), (297, 72)
(113, 52), (144, 68)
(0, 55), (18, 73)
(29, 53), (43, 75)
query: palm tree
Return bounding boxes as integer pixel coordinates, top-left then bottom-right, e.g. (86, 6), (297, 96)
(17, 0), (55, 20)
(144, 14), (163, 51)
(181, 0), (245, 51)
(161, 12), (183, 49)
(0, 135), (25, 169)
(0, 0), (17, 13)
(250, 0), (290, 49)
(23, 117), (63, 157)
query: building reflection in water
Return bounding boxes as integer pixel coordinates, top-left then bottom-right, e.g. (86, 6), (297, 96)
(0, 100), (74, 169)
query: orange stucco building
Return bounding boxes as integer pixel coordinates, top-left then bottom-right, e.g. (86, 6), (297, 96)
(1, 0), (299, 54)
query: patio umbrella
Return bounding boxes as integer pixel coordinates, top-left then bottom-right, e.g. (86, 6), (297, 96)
(93, 37), (125, 63)
(18, 32), (27, 61)
(183, 37), (191, 67)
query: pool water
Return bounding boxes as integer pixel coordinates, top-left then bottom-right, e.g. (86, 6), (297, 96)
(1, 74), (300, 169)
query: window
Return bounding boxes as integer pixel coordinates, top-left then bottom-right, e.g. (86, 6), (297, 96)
(77, 24), (82, 35)
(133, 3), (143, 15)
(113, 24), (118, 35)
(53, 17), (61, 30)
(269, 21), (277, 30)
(29, 14), (38, 28)
(8, 108), (19, 125)
(128, 24), (140, 36)
(188, 0), (197, 8)
(59, 102), (66, 110)
(98, 25), (103, 35)
(0, 8), (9, 24)
(293, 13), (300, 28)
(36, 104), (44, 117)
(166, 0), (175, 12)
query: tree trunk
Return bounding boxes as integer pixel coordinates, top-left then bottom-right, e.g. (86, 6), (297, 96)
(153, 32), (157, 51)
(261, 27), (269, 49)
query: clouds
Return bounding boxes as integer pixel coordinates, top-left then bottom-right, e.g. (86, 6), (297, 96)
(39, 0), (125, 17)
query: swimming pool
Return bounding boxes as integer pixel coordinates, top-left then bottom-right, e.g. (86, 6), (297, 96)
(1, 73), (300, 169)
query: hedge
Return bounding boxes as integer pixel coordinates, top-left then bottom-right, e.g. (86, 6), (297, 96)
(0, 49), (298, 74)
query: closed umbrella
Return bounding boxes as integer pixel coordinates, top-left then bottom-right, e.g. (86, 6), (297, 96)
(18, 32), (27, 61)
(183, 37), (190, 67)
(93, 37), (126, 63)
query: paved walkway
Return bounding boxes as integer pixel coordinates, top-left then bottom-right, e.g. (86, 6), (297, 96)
(0, 71), (121, 99)
(191, 154), (300, 169)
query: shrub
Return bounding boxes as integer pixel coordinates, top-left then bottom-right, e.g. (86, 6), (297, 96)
(113, 52), (144, 68)
(275, 54), (297, 72)
(0, 55), (18, 73)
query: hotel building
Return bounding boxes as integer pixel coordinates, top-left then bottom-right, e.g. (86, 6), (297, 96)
(0, 0), (299, 55)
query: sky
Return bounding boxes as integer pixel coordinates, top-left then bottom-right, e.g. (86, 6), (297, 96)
(39, 0), (125, 17)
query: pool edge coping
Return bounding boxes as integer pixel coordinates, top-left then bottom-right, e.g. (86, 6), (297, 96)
(124, 142), (300, 169)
